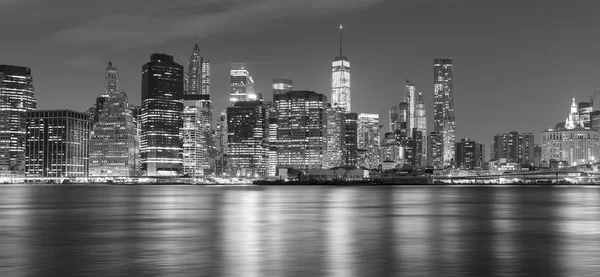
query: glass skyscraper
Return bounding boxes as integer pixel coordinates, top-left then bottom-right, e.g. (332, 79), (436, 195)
(0, 65), (36, 177)
(433, 58), (456, 167)
(140, 54), (184, 176)
(331, 24), (351, 112)
(230, 63), (255, 104)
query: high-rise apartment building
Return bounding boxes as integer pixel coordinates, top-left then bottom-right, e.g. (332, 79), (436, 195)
(357, 113), (380, 169)
(275, 91), (328, 170)
(331, 24), (351, 112)
(273, 79), (292, 95)
(493, 131), (535, 165)
(25, 110), (91, 177)
(230, 63), (255, 105)
(226, 101), (269, 177)
(140, 54), (184, 176)
(428, 132), (443, 168)
(342, 113), (358, 166)
(325, 106), (345, 168)
(433, 58), (456, 167)
(389, 106), (400, 133)
(0, 65), (36, 177)
(215, 110), (228, 176)
(455, 138), (483, 169)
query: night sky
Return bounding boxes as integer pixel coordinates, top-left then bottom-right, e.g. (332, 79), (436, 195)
(2, 0), (600, 156)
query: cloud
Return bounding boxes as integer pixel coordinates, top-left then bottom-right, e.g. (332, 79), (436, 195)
(50, 0), (385, 48)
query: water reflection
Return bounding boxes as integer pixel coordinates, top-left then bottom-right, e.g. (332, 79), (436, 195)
(1, 186), (600, 277)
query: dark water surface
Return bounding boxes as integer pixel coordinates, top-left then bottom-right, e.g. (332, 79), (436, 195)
(1, 185), (600, 277)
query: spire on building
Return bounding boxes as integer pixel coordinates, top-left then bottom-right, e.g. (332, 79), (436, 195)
(339, 24), (343, 57)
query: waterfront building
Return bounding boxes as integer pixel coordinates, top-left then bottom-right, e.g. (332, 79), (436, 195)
(428, 132), (443, 168)
(25, 110), (91, 177)
(0, 65), (36, 177)
(182, 94), (211, 176)
(131, 105), (141, 175)
(541, 98), (600, 167)
(433, 58), (456, 167)
(493, 131), (535, 165)
(357, 113), (381, 169)
(226, 101), (269, 177)
(230, 63), (255, 105)
(140, 54), (184, 176)
(389, 106), (400, 133)
(415, 93), (427, 164)
(275, 91), (328, 170)
(325, 106), (345, 168)
(215, 110), (228, 176)
(343, 113), (358, 166)
(455, 138), (483, 169)
(380, 132), (403, 167)
(405, 80), (416, 135)
(409, 129), (424, 167)
(331, 24), (351, 112)
(266, 102), (278, 176)
(273, 78), (292, 95)
(89, 90), (136, 176)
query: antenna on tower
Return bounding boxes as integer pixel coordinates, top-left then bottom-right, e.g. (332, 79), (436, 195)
(195, 28), (198, 44)
(339, 24), (343, 57)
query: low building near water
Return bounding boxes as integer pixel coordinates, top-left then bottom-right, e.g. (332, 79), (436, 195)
(307, 166), (370, 181)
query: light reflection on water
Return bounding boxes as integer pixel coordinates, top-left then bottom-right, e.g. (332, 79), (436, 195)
(1, 185), (600, 277)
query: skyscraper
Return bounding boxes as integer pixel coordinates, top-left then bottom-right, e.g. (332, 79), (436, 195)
(230, 63), (255, 104)
(433, 58), (456, 167)
(428, 132), (443, 169)
(276, 91), (328, 170)
(331, 24), (351, 112)
(389, 106), (399, 133)
(25, 110), (91, 177)
(0, 65), (36, 177)
(455, 138), (483, 169)
(357, 113), (381, 169)
(493, 131), (535, 165)
(140, 54), (184, 176)
(342, 113), (358, 166)
(273, 79), (292, 95)
(325, 106), (345, 168)
(398, 102), (409, 137)
(226, 101), (269, 177)
(405, 80), (416, 135)
(415, 93), (427, 164)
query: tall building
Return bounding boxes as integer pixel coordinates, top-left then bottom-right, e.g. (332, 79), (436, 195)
(88, 62), (119, 125)
(265, 102), (279, 176)
(433, 58), (456, 167)
(357, 113), (381, 169)
(342, 112), (358, 166)
(331, 24), (351, 112)
(455, 138), (483, 169)
(215, 110), (228, 176)
(405, 80), (416, 135)
(182, 94), (211, 176)
(415, 93), (427, 164)
(230, 63), (255, 105)
(398, 102), (409, 137)
(0, 65), (36, 177)
(428, 132), (443, 168)
(275, 91), (328, 170)
(591, 110), (600, 131)
(89, 90), (136, 177)
(541, 98), (600, 167)
(273, 79), (292, 95)
(226, 101), (269, 177)
(578, 101), (593, 128)
(325, 106), (345, 168)
(140, 54), (184, 176)
(25, 110), (91, 177)
(389, 106), (400, 133)
(493, 131), (535, 165)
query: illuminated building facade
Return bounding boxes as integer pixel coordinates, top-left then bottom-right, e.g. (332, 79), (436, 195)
(266, 102), (278, 176)
(25, 110), (91, 177)
(389, 106), (399, 133)
(343, 112), (358, 166)
(230, 63), (255, 105)
(493, 131), (535, 165)
(182, 94), (211, 176)
(405, 80), (416, 135)
(398, 102), (409, 137)
(89, 90), (136, 176)
(433, 58), (456, 167)
(579, 101), (592, 128)
(357, 113), (380, 169)
(541, 98), (600, 167)
(591, 110), (600, 131)
(273, 78), (292, 95)
(415, 93), (427, 164)
(215, 110), (228, 176)
(325, 106), (345, 168)
(331, 24), (351, 112)
(275, 91), (328, 170)
(380, 132), (403, 166)
(428, 132), (443, 168)
(0, 65), (36, 177)
(455, 138), (483, 169)
(226, 101), (268, 177)
(140, 54), (184, 176)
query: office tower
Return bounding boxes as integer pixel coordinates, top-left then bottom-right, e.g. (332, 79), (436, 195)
(380, 132), (403, 166)
(89, 90), (136, 177)
(343, 112), (358, 166)
(389, 106), (400, 133)
(433, 58), (456, 167)
(541, 98), (600, 167)
(0, 65), (36, 177)
(455, 138), (483, 169)
(428, 132), (443, 168)
(230, 63), (255, 105)
(578, 101), (592, 128)
(182, 94), (211, 176)
(415, 93), (427, 164)
(273, 78), (292, 95)
(265, 102), (278, 176)
(591, 110), (600, 131)
(331, 24), (351, 112)
(405, 80), (416, 135)
(275, 91), (328, 170)
(25, 110), (91, 177)
(325, 106), (345, 168)
(493, 131), (535, 165)
(357, 113), (381, 169)
(227, 101), (269, 177)
(140, 53), (184, 176)
(89, 61), (119, 125)
(188, 43), (201, 95)
(409, 129), (424, 167)
(398, 102), (409, 137)
(215, 110), (228, 176)
(131, 105), (142, 175)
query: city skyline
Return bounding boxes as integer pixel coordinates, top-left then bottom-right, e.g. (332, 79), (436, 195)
(2, 0), (600, 152)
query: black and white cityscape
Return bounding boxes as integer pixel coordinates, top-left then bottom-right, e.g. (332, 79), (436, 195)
(2, 1), (600, 276)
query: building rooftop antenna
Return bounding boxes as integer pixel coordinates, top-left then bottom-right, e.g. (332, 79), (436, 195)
(339, 24), (343, 57)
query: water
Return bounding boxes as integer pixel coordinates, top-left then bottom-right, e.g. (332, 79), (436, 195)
(1, 185), (600, 277)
